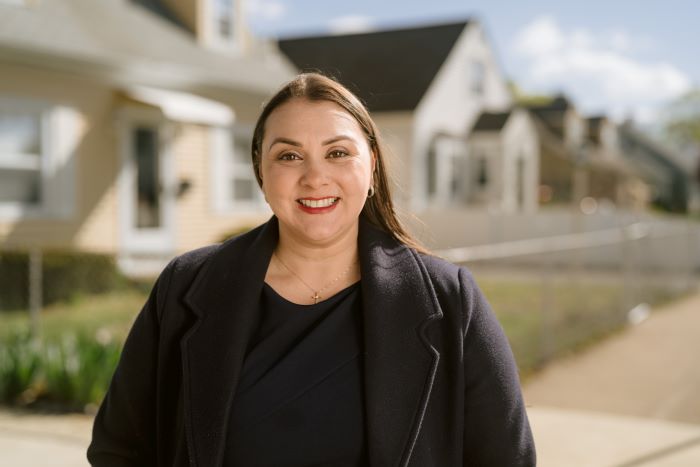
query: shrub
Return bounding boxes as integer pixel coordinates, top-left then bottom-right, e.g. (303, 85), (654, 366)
(0, 326), (122, 412)
(0, 327), (41, 404)
(0, 250), (127, 312)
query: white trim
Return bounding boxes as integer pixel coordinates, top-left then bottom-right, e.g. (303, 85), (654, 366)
(210, 125), (269, 215)
(0, 97), (78, 221)
(204, 0), (242, 52)
(124, 86), (234, 126)
(429, 136), (469, 206)
(117, 107), (176, 255)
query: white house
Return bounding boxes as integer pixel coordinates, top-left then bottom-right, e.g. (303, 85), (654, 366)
(278, 19), (539, 212)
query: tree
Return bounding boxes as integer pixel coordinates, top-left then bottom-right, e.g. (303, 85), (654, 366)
(661, 89), (700, 182)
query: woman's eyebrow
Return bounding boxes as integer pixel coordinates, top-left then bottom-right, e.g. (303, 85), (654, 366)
(268, 134), (357, 151)
(268, 137), (302, 151)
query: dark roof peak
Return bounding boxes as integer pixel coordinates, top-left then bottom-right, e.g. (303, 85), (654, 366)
(280, 18), (473, 42)
(279, 19), (475, 111)
(472, 111), (512, 132)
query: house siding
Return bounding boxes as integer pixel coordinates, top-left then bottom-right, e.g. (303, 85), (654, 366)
(412, 22), (512, 209)
(173, 123), (269, 252)
(502, 110), (539, 212)
(371, 111), (415, 207)
(0, 62), (119, 253)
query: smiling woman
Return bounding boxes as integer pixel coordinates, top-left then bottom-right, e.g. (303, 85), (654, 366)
(87, 73), (535, 466)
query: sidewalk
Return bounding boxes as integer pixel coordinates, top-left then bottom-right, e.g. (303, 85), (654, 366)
(524, 284), (700, 466)
(1, 286), (699, 466)
(0, 408), (92, 467)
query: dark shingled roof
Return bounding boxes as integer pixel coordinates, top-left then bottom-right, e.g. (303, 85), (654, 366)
(524, 95), (574, 139)
(278, 20), (471, 112)
(472, 111), (512, 132)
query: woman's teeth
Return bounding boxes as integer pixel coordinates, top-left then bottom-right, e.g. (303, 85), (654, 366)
(298, 197), (338, 208)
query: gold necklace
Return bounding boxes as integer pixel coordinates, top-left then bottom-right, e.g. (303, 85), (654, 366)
(273, 252), (356, 304)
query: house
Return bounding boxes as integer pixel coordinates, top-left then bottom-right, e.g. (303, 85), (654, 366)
(525, 96), (648, 210)
(278, 19), (541, 213)
(466, 109), (539, 212)
(618, 121), (700, 213)
(0, 0), (295, 276)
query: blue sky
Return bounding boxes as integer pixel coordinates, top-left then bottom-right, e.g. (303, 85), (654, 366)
(246, 0), (699, 124)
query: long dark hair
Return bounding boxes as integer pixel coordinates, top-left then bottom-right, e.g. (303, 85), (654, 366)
(251, 72), (427, 254)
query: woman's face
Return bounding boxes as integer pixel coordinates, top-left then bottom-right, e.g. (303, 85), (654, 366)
(259, 98), (375, 247)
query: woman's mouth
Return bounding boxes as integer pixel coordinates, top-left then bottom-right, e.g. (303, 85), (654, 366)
(297, 197), (340, 213)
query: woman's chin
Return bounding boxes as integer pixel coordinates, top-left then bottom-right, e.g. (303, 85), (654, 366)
(281, 218), (358, 247)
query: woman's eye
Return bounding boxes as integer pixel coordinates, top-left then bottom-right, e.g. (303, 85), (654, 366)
(278, 152), (301, 161)
(328, 149), (349, 158)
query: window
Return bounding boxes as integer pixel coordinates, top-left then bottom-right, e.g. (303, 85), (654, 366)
(211, 126), (266, 213)
(0, 97), (77, 220)
(0, 106), (43, 206)
(133, 127), (161, 228)
(427, 136), (468, 205)
(470, 60), (485, 95)
(213, 0), (234, 40)
(476, 156), (488, 187)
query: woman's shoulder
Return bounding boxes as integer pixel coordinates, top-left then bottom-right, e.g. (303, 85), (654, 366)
(414, 251), (478, 294)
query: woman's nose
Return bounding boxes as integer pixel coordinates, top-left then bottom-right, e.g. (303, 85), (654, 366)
(300, 157), (328, 187)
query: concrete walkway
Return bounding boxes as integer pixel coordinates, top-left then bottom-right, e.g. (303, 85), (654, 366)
(1, 286), (699, 466)
(0, 408), (92, 466)
(524, 285), (700, 466)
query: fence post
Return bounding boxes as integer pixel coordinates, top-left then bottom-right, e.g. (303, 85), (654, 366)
(539, 251), (553, 365)
(29, 248), (42, 338)
(686, 217), (696, 292)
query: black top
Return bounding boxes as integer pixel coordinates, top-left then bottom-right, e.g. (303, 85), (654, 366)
(224, 282), (367, 466)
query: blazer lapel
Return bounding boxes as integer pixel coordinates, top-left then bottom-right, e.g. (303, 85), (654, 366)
(181, 219), (277, 467)
(359, 219), (444, 467)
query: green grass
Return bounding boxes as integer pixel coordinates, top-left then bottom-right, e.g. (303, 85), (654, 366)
(0, 290), (149, 343)
(0, 277), (691, 410)
(0, 290), (149, 412)
(477, 274), (682, 376)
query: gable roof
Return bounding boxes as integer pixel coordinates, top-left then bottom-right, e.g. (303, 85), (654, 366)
(278, 20), (471, 112)
(524, 96), (575, 139)
(0, 0), (292, 93)
(472, 111), (512, 132)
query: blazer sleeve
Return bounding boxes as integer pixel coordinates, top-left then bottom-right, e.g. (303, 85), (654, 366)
(86, 260), (175, 466)
(458, 267), (536, 466)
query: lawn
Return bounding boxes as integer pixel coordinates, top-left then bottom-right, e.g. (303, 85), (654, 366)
(0, 290), (149, 344)
(476, 271), (682, 376)
(0, 274), (689, 410)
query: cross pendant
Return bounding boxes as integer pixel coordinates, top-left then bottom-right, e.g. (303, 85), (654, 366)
(311, 292), (320, 304)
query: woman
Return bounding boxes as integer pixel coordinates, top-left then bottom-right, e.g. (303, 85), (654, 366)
(88, 73), (535, 466)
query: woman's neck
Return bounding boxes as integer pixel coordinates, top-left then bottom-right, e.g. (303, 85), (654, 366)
(275, 225), (358, 269)
(266, 222), (361, 305)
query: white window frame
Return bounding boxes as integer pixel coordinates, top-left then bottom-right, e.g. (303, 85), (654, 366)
(211, 125), (268, 215)
(204, 0), (240, 51)
(0, 96), (77, 221)
(470, 60), (486, 95)
(429, 136), (469, 206)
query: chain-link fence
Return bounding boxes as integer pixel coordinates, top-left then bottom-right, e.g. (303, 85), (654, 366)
(436, 219), (699, 374)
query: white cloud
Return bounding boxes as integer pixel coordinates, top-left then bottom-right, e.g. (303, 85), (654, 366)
(246, 0), (287, 22)
(328, 15), (376, 35)
(512, 16), (691, 123)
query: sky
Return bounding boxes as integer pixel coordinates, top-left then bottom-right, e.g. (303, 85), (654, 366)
(245, 0), (699, 125)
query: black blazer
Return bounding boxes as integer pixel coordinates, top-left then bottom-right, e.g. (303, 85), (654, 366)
(88, 217), (535, 466)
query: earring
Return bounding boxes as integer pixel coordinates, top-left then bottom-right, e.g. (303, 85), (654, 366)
(367, 185), (375, 198)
